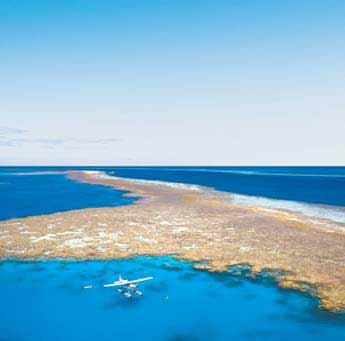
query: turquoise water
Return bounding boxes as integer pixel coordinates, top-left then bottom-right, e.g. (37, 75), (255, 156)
(1, 167), (345, 339)
(1, 257), (344, 341)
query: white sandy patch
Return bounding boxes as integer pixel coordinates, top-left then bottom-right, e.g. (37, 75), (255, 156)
(239, 246), (254, 253)
(182, 244), (197, 250)
(173, 227), (189, 233)
(108, 232), (122, 239)
(58, 231), (82, 236)
(63, 239), (89, 248)
(135, 236), (157, 244)
(30, 234), (57, 243)
(160, 221), (174, 226)
(115, 243), (129, 250)
(98, 231), (107, 238)
(128, 222), (139, 226)
(4, 222), (21, 226)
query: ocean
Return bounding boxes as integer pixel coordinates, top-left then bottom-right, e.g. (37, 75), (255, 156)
(2, 166), (345, 223)
(0, 166), (344, 340)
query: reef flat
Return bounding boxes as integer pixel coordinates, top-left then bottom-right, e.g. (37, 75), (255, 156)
(1, 171), (345, 312)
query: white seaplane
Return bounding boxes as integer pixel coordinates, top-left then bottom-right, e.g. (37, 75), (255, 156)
(103, 275), (154, 299)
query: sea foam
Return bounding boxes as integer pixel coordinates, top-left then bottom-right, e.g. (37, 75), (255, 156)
(82, 170), (345, 224)
(84, 170), (203, 192)
(227, 193), (345, 224)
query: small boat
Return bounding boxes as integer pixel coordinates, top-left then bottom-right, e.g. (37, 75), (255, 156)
(83, 285), (93, 289)
(134, 290), (143, 296)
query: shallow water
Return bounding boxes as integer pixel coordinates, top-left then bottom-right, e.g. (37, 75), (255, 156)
(0, 257), (344, 341)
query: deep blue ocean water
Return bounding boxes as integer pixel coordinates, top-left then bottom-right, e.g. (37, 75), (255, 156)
(1, 166), (345, 222)
(0, 167), (135, 221)
(110, 166), (345, 207)
(0, 167), (345, 340)
(106, 166), (345, 223)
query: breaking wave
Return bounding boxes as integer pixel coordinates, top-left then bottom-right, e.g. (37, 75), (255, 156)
(86, 171), (345, 223)
(84, 170), (203, 192)
(226, 193), (345, 224)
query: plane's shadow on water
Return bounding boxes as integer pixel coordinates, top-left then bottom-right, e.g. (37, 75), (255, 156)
(103, 295), (142, 311)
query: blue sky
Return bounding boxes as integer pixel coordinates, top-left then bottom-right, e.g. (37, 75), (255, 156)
(1, 0), (344, 165)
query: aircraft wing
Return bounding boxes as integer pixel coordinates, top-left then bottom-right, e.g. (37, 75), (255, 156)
(104, 282), (123, 287)
(104, 276), (153, 287)
(127, 276), (154, 284)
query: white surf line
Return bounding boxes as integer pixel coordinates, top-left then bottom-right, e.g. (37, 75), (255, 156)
(225, 192), (345, 225)
(82, 171), (345, 225)
(109, 167), (345, 178)
(82, 170), (204, 192)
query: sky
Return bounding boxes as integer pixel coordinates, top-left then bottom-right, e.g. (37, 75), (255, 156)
(0, 0), (344, 166)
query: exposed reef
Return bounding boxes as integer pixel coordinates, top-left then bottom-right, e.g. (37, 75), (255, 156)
(1, 170), (345, 312)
